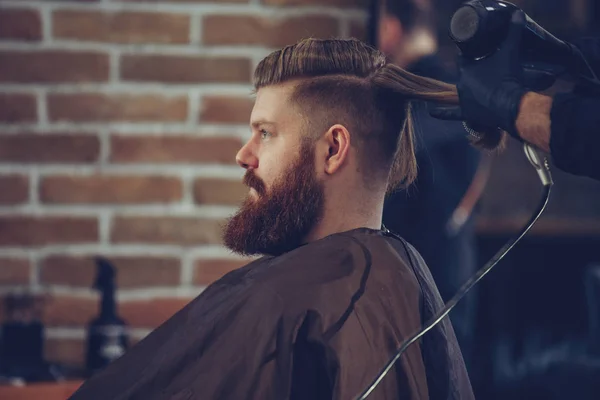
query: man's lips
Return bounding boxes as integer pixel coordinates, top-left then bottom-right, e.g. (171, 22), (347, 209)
(243, 171), (265, 195)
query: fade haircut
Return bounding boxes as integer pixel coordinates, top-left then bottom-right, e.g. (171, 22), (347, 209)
(253, 38), (460, 191)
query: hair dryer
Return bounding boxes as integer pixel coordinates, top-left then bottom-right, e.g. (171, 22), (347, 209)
(449, 0), (600, 90)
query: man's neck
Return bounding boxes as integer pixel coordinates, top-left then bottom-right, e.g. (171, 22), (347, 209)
(303, 201), (384, 243)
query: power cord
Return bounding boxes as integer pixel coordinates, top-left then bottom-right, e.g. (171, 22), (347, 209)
(356, 143), (553, 399)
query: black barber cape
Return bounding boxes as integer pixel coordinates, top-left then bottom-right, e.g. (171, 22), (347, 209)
(69, 228), (473, 400)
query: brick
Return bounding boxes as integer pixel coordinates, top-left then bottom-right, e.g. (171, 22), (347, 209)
(45, 338), (85, 367)
(0, 93), (37, 123)
(110, 135), (241, 164)
(200, 96), (253, 124)
(194, 258), (249, 285)
(121, 297), (193, 328)
(0, 133), (99, 163)
(349, 20), (367, 41)
(0, 216), (98, 247)
(263, 0), (367, 7)
(111, 217), (224, 246)
(117, 0), (247, 3)
(40, 255), (181, 288)
(0, 9), (42, 41)
(48, 93), (188, 122)
(53, 10), (190, 44)
(203, 15), (340, 47)
(193, 178), (246, 205)
(43, 295), (97, 326)
(40, 175), (183, 204)
(0, 51), (109, 83)
(43, 295), (194, 329)
(0, 175), (28, 205)
(121, 55), (251, 83)
(0, 258), (31, 285)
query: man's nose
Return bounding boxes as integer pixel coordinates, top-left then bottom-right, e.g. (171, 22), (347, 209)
(235, 141), (258, 170)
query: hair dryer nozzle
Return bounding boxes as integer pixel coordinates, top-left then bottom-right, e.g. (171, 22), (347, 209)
(449, 0), (518, 59)
(450, 3), (481, 43)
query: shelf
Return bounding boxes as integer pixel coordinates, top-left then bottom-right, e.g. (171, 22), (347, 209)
(475, 216), (600, 236)
(0, 381), (82, 400)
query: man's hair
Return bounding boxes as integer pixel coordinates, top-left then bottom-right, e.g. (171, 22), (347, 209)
(384, 0), (434, 33)
(254, 38), (459, 191)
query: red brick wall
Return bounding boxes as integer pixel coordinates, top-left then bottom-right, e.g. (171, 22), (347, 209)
(0, 0), (368, 368)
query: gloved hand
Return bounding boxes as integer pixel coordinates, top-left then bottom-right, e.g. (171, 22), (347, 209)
(456, 10), (528, 139)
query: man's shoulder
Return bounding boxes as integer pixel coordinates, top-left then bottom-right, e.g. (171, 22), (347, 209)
(182, 256), (282, 322)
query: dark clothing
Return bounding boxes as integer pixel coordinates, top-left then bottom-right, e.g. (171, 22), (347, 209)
(396, 54), (480, 241)
(550, 92), (600, 182)
(383, 54), (481, 363)
(549, 37), (600, 182)
(69, 228), (473, 400)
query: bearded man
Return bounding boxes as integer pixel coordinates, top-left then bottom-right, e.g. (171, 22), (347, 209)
(69, 38), (473, 400)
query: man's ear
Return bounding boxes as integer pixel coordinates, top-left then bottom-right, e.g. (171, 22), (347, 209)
(378, 15), (403, 55)
(322, 124), (351, 176)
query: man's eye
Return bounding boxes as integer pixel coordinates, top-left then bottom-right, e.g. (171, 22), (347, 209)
(259, 129), (271, 139)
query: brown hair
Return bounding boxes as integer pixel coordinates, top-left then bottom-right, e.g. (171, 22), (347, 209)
(253, 38), (461, 191)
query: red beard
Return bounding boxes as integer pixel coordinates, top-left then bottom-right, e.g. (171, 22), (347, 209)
(222, 140), (325, 256)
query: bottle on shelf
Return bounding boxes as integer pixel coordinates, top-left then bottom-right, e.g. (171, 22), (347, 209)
(85, 257), (129, 377)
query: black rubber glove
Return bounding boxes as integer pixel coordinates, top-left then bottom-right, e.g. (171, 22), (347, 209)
(457, 10), (528, 139)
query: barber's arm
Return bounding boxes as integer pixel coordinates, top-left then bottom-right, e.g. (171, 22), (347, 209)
(514, 92), (552, 152)
(509, 90), (600, 181)
(514, 91), (600, 181)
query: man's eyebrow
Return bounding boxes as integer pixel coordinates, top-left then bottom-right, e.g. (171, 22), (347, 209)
(250, 120), (277, 129)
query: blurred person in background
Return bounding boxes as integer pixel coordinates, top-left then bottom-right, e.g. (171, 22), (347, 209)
(69, 38), (474, 400)
(377, 0), (489, 369)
